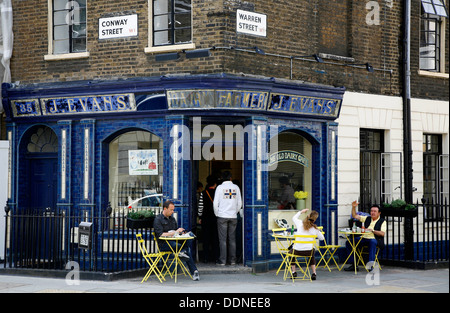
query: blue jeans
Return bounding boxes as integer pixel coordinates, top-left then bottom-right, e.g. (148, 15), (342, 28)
(345, 237), (377, 264)
(160, 239), (198, 274)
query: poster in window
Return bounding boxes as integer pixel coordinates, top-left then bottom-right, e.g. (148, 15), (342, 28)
(128, 149), (158, 175)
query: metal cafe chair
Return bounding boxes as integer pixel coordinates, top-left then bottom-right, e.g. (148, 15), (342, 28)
(283, 234), (317, 282)
(357, 245), (382, 271)
(152, 231), (175, 279)
(136, 233), (165, 283)
(316, 227), (341, 271)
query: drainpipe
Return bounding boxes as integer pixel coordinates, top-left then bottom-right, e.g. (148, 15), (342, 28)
(403, 0), (414, 260)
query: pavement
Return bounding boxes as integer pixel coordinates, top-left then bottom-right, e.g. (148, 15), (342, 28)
(0, 263), (448, 294)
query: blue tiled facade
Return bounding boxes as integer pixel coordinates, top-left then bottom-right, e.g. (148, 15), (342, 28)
(2, 74), (344, 270)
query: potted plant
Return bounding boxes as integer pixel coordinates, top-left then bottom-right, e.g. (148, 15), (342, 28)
(294, 191), (308, 210)
(381, 199), (418, 217)
(126, 209), (156, 229)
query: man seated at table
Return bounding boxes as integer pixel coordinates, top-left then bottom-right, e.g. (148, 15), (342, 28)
(344, 200), (386, 272)
(153, 200), (199, 281)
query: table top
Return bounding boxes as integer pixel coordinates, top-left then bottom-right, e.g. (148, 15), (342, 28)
(159, 235), (195, 240)
(271, 233), (295, 239)
(338, 229), (367, 235)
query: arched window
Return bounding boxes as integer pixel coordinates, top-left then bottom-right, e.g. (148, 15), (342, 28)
(268, 131), (312, 210)
(108, 130), (163, 210)
(27, 126), (58, 153)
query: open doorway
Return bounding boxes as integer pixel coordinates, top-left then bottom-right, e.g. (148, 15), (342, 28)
(193, 152), (244, 265)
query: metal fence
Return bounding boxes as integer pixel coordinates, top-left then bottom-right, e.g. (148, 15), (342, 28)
(380, 198), (449, 266)
(3, 206), (162, 273)
(3, 199), (448, 273)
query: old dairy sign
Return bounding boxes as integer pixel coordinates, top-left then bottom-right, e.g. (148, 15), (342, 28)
(99, 14), (138, 40)
(236, 9), (267, 37)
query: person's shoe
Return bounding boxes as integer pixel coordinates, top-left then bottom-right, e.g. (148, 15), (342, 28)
(216, 261), (225, 266)
(311, 273), (317, 280)
(192, 270), (200, 281)
(344, 264), (359, 272)
(179, 251), (190, 260)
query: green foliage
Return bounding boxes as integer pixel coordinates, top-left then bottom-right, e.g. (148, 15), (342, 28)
(383, 199), (416, 210)
(127, 209), (155, 220)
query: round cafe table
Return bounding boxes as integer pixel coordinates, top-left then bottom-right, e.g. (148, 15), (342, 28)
(338, 230), (366, 275)
(271, 233), (294, 277)
(159, 235), (194, 283)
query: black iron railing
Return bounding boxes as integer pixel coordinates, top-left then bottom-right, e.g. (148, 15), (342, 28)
(379, 198), (449, 266)
(3, 207), (162, 272)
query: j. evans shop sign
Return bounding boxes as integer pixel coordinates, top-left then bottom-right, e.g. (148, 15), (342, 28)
(10, 91), (341, 118)
(10, 94), (136, 117)
(99, 14), (138, 40)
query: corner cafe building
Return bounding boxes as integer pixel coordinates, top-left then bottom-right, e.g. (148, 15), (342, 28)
(3, 74), (344, 271)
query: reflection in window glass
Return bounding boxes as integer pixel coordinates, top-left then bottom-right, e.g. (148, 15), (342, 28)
(153, 0), (192, 46)
(52, 0), (87, 54)
(268, 132), (312, 210)
(108, 131), (163, 209)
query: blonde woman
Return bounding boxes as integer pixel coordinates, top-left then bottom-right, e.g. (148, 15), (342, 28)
(289, 209), (324, 280)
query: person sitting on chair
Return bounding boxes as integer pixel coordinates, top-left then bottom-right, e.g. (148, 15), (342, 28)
(345, 200), (386, 272)
(154, 200), (200, 281)
(289, 209), (324, 280)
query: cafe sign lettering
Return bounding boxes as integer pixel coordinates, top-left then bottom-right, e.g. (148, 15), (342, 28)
(11, 94), (136, 117)
(269, 150), (309, 167)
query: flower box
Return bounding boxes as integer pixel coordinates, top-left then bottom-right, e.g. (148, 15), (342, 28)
(126, 216), (155, 229)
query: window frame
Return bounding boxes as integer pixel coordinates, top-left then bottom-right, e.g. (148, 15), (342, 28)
(419, 0), (449, 78)
(45, 0), (89, 61)
(359, 128), (385, 212)
(145, 0), (195, 54)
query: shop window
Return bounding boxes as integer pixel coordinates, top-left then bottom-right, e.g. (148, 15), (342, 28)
(360, 129), (384, 212)
(108, 130), (163, 212)
(268, 132), (312, 211)
(420, 0), (448, 73)
(45, 0), (88, 61)
(145, 0), (195, 53)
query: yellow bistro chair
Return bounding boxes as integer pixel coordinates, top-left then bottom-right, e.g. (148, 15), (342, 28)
(357, 245), (382, 271)
(271, 228), (290, 275)
(136, 233), (164, 283)
(152, 231), (174, 279)
(316, 227), (341, 271)
(283, 234), (317, 282)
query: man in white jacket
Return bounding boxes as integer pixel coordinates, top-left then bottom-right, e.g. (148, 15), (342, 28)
(213, 171), (242, 265)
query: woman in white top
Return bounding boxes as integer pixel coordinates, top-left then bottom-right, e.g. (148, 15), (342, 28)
(289, 209), (324, 280)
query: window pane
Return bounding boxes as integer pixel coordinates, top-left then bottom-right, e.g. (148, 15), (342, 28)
(72, 24), (86, 38)
(154, 30), (172, 45)
(423, 2), (436, 14)
(175, 0), (191, 13)
(53, 0), (68, 11)
(54, 39), (70, 54)
(54, 25), (69, 40)
(175, 28), (191, 44)
(175, 13), (191, 28)
(154, 0), (171, 15)
(108, 131), (164, 212)
(268, 132), (312, 210)
(72, 37), (86, 52)
(154, 15), (171, 31)
(54, 10), (68, 26)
